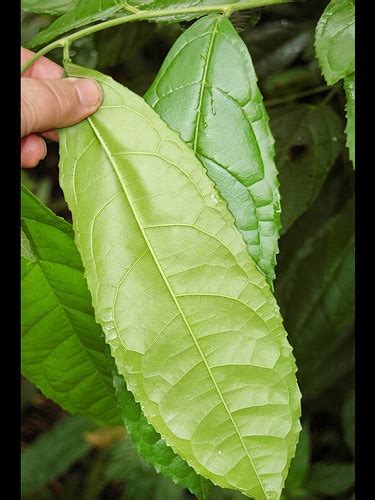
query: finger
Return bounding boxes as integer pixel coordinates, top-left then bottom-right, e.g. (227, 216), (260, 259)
(21, 135), (47, 168)
(41, 129), (59, 142)
(21, 77), (103, 137)
(21, 47), (64, 80)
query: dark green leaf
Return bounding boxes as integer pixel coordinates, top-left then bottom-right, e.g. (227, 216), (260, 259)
(344, 72), (355, 167)
(21, 184), (120, 427)
(275, 197), (354, 398)
(269, 103), (344, 233)
(306, 462), (355, 495)
(28, 0), (263, 49)
(243, 20), (314, 80)
(21, 416), (95, 495)
(145, 15), (281, 285)
(59, 61), (301, 499)
(315, 0), (355, 86)
(285, 424), (311, 492)
(342, 390), (355, 455)
(95, 23), (154, 69)
(22, 0), (78, 15)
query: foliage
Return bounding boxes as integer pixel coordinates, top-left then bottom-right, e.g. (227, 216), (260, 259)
(21, 0), (355, 499)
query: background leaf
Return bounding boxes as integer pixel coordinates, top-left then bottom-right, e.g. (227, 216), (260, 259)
(21, 416), (95, 495)
(305, 462), (355, 496)
(315, 0), (355, 86)
(59, 62), (301, 499)
(269, 103), (344, 234)
(21, 0), (78, 15)
(284, 424), (311, 493)
(28, 0), (260, 49)
(145, 15), (281, 285)
(342, 390), (355, 455)
(21, 184), (120, 427)
(275, 195), (354, 399)
(344, 72), (355, 167)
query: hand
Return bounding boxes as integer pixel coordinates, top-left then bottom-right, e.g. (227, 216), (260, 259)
(21, 48), (103, 168)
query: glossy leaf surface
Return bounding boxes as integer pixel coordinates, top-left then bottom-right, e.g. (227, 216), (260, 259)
(344, 72), (355, 167)
(28, 0), (255, 49)
(59, 62), (301, 499)
(315, 0), (355, 86)
(269, 103), (344, 234)
(21, 416), (95, 495)
(108, 352), (212, 499)
(21, 184), (120, 426)
(145, 15), (280, 285)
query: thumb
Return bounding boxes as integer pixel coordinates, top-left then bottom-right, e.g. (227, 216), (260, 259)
(21, 77), (103, 137)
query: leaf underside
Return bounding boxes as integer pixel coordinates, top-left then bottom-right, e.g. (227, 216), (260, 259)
(21, 0), (79, 16)
(21, 184), (120, 427)
(58, 62), (301, 500)
(145, 15), (280, 286)
(315, 0), (355, 86)
(21, 186), (212, 498)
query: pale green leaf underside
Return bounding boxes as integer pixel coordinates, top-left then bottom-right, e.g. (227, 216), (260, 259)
(21, 187), (211, 497)
(28, 0), (254, 49)
(108, 351), (213, 499)
(315, 0), (355, 86)
(344, 72), (355, 168)
(59, 62), (301, 500)
(145, 15), (280, 286)
(269, 103), (344, 234)
(21, 184), (120, 427)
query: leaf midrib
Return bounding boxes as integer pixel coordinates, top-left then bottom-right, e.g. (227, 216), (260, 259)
(86, 109), (267, 499)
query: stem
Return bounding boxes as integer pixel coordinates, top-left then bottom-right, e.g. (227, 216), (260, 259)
(21, 0), (299, 75)
(264, 85), (330, 107)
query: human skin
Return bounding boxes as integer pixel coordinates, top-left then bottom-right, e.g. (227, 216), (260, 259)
(21, 48), (103, 168)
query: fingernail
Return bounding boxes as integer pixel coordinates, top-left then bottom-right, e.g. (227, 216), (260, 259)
(41, 140), (47, 160)
(71, 78), (103, 108)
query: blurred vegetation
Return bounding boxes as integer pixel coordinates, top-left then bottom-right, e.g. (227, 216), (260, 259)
(21, 0), (354, 498)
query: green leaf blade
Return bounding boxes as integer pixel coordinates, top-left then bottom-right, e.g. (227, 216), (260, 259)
(315, 0), (355, 86)
(145, 15), (280, 286)
(269, 103), (344, 233)
(21, 416), (95, 495)
(59, 62), (301, 500)
(344, 72), (355, 167)
(21, 0), (79, 15)
(21, 184), (120, 427)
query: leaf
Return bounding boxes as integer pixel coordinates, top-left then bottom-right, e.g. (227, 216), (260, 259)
(344, 72), (355, 167)
(243, 20), (314, 80)
(105, 437), (185, 500)
(21, 184), (120, 427)
(275, 197), (354, 398)
(145, 15), (281, 285)
(21, 0), (79, 15)
(284, 424), (311, 492)
(269, 103), (344, 234)
(108, 351), (212, 499)
(94, 23), (154, 70)
(305, 462), (355, 495)
(28, 0), (259, 49)
(58, 61), (301, 499)
(342, 390), (355, 455)
(315, 0), (355, 86)
(21, 416), (95, 495)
